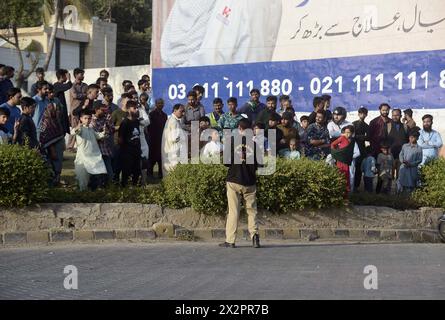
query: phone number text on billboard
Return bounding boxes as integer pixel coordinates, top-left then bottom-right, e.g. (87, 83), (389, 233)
(167, 70), (445, 100)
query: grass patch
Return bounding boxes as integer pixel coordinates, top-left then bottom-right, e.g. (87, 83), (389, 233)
(46, 184), (165, 205)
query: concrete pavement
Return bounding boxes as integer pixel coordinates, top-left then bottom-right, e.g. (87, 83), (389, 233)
(0, 241), (444, 300)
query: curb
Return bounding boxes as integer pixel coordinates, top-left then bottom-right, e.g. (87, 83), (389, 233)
(1, 227), (442, 246)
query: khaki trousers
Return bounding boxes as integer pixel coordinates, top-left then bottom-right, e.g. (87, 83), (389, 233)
(225, 182), (259, 244)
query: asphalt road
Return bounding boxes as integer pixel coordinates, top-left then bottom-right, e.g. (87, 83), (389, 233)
(0, 241), (444, 300)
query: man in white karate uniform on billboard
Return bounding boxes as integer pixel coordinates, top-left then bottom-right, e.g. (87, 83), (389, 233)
(161, 0), (283, 67)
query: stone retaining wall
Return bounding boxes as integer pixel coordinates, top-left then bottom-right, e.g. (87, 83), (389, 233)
(0, 204), (443, 245)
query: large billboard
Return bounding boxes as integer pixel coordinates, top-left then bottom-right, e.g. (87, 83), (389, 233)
(152, 0), (445, 112)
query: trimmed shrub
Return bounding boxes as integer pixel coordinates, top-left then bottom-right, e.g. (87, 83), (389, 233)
(138, 185), (166, 205)
(161, 163), (195, 209)
(161, 158), (346, 214)
(0, 144), (50, 207)
(188, 164), (229, 214)
(257, 158), (346, 212)
(43, 159), (347, 214)
(412, 158), (445, 209)
(162, 163), (228, 214)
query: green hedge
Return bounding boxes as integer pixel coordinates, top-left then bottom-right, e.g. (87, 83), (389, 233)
(413, 158), (445, 209)
(162, 163), (228, 214)
(0, 144), (50, 207)
(257, 158), (346, 212)
(42, 157), (445, 212)
(9, 149), (442, 212)
(45, 159), (346, 214)
(47, 185), (164, 205)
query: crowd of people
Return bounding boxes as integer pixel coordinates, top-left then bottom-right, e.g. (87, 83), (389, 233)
(0, 63), (443, 196)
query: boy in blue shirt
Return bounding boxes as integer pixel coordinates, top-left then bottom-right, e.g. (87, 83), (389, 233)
(361, 146), (377, 193)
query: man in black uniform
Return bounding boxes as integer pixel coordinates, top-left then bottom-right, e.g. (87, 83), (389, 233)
(220, 118), (263, 249)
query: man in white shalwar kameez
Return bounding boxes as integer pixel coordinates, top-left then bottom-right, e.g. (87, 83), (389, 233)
(138, 104), (151, 184)
(201, 129), (223, 164)
(138, 104), (151, 159)
(417, 115), (443, 166)
(72, 112), (108, 191)
(162, 104), (188, 176)
(161, 0), (282, 67)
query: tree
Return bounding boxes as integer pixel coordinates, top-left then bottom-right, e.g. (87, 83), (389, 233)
(42, 0), (63, 71)
(0, 0), (43, 88)
(42, 0), (92, 71)
(90, 0), (152, 66)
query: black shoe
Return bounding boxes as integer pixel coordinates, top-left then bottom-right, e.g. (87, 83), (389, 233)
(219, 242), (235, 248)
(252, 234), (260, 248)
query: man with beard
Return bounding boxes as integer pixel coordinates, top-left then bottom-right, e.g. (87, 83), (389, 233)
(32, 81), (50, 140)
(183, 91), (205, 132)
(239, 89), (266, 124)
(277, 95), (292, 116)
(256, 95), (279, 129)
(305, 111), (331, 160)
(53, 69), (72, 128)
(402, 109), (417, 131)
(67, 68), (88, 151)
(206, 98), (224, 129)
(353, 107), (370, 191)
(369, 103), (391, 157)
(90, 104), (114, 186)
(308, 97), (327, 126)
(418, 115), (443, 166)
(386, 108), (408, 182)
(162, 104), (188, 176)
(72, 84), (100, 117)
(119, 101), (142, 187)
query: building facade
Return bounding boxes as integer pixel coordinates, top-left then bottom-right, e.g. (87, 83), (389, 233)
(0, 5), (116, 76)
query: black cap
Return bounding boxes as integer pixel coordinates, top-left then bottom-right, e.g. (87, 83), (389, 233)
(268, 113), (281, 122)
(282, 112), (294, 121)
(333, 106), (347, 116)
(403, 108), (413, 117)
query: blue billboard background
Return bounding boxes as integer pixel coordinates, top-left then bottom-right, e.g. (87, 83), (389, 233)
(153, 49), (445, 113)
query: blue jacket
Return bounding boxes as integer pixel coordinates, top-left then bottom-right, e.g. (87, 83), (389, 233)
(0, 79), (14, 105)
(0, 102), (21, 134)
(32, 94), (49, 131)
